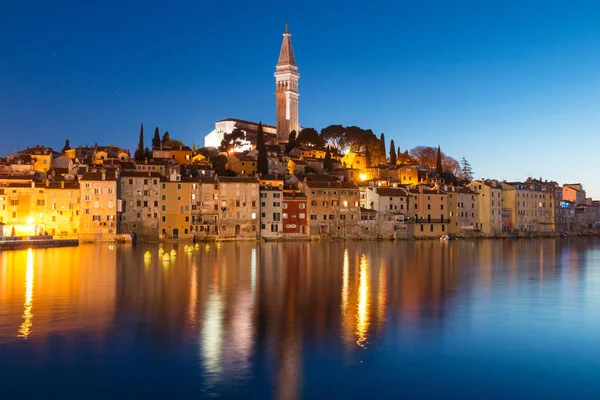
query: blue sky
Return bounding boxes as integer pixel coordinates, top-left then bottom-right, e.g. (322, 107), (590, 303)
(1, 0), (599, 196)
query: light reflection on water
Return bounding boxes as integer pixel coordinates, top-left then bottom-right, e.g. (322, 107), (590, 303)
(0, 239), (600, 398)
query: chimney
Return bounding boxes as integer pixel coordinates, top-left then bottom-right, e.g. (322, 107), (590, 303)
(61, 181), (64, 189)
(102, 171), (106, 181)
(31, 181), (35, 188)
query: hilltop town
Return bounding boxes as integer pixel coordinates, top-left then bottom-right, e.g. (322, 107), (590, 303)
(1, 26), (598, 242)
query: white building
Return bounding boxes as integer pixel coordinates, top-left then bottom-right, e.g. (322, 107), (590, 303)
(204, 118), (277, 150)
(260, 186), (283, 239)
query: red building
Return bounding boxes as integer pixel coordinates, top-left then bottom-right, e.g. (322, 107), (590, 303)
(282, 191), (309, 238)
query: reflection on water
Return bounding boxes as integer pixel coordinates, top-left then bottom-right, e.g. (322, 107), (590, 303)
(1, 238), (600, 398)
(18, 249), (34, 338)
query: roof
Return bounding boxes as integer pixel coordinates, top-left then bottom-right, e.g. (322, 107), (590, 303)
(230, 153), (256, 162)
(120, 171), (162, 178)
(216, 118), (277, 130)
(46, 181), (79, 189)
(283, 191), (307, 199)
(260, 174), (285, 181)
(376, 188), (408, 197)
(80, 171), (118, 181)
(217, 176), (259, 184)
(305, 181), (359, 190)
(277, 27), (297, 67)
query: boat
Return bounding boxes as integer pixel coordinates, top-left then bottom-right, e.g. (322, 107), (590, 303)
(440, 235), (450, 241)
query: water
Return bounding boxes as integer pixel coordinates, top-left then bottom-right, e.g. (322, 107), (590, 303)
(1, 239), (600, 399)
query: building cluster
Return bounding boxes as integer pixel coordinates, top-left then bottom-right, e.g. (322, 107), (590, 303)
(1, 26), (598, 241)
(0, 142), (598, 242)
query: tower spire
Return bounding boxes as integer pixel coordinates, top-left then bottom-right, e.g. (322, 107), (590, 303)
(274, 24), (300, 143)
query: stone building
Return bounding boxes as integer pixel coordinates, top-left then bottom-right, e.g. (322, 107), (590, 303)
(118, 171), (162, 239)
(0, 181), (46, 236)
(501, 180), (555, 233)
(217, 176), (260, 239)
(227, 153), (257, 175)
(468, 180), (503, 236)
(260, 186), (283, 239)
(554, 186), (575, 233)
(193, 177), (220, 240)
(301, 181), (360, 239)
(79, 171), (118, 240)
(447, 186), (479, 235)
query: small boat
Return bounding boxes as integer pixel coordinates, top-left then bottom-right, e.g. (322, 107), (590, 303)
(440, 235), (450, 241)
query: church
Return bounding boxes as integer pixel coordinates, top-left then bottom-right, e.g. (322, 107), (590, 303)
(203, 25), (300, 149)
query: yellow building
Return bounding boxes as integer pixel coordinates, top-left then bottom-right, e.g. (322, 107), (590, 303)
(18, 146), (55, 173)
(468, 180), (503, 236)
(79, 171), (118, 240)
(159, 174), (194, 239)
(44, 181), (80, 237)
(227, 153), (257, 175)
(501, 180), (555, 233)
(410, 186), (449, 238)
(0, 182), (46, 236)
(446, 186), (479, 235)
(385, 164), (428, 186)
(340, 151), (367, 172)
(153, 145), (193, 164)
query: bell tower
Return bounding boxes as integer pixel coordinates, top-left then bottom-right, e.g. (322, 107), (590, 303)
(274, 23), (299, 143)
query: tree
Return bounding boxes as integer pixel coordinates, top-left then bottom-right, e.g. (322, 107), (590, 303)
(134, 123), (145, 161)
(256, 122), (269, 174)
(161, 131), (171, 147)
(286, 130), (297, 152)
(323, 146), (333, 171)
(192, 142), (196, 152)
(219, 128), (246, 153)
(152, 127), (161, 148)
(169, 139), (185, 148)
(62, 139), (71, 153)
(389, 139), (397, 165)
(409, 146), (438, 166)
(365, 147), (372, 167)
(436, 146), (444, 175)
(380, 133), (386, 159)
(459, 157), (474, 182)
(321, 125), (347, 152)
(143, 147), (152, 160)
(297, 127), (324, 148)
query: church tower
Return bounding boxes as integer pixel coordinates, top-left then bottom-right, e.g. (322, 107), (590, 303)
(274, 23), (299, 143)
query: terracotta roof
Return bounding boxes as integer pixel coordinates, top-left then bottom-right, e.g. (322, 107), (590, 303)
(376, 188), (408, 197)
(305, 181), (359, 190)
(80, 171), (118, 181)
(217, 176), (259, 184)
(120, 171), (162, 178)
(283, 191), (307, 199)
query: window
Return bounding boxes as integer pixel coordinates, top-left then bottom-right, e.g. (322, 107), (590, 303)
(299, 213), (305, 219)
(283, 203), (288, 209)
(273, 213), (281, 221)
(162, 205), (166, 211)
(311, 215), (317, 220)
(11, 199), (18, 206)
(108, 188), (114, 195)
(283, 213), (288, 219)
(85, 183), (91, 188)
(162, 216), (166, 222)
(94, 188), (102, 194)
(430, 224), (434, 232)
(274, 202), (280, 207)
(251, 213), (257, 219)
(271, 224), (279, 232)
(299, 203), (305, 209)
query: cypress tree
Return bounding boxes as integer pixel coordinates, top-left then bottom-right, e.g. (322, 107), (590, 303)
(436, 145), (444, 175)
(389, 139), (397, 165)
(256, 122), (269, 174)
(152, 127), (161, 148)
(134, 123), (145, 161)
(380, 133), (386, 158)
(286, 130), (297, 152)
(161, 131), (170, 147)
(323, 146), (333, 171)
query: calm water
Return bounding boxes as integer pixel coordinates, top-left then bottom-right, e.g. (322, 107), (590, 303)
(1, 239), (600, 399)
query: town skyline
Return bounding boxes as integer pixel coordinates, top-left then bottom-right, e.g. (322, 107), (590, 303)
(2, 1), (600, 197)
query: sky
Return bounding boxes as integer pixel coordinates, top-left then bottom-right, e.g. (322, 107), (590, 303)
(1, 0), (600, 197)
